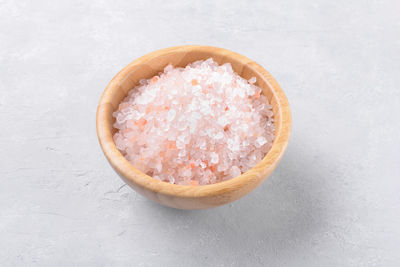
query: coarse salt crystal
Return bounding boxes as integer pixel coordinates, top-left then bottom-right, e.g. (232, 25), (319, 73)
(214, 132), (224, 140)
(255, 136), (268, 148)
(210, 152), (219, 164)
(229, 166), (242, 178)
(249, 77), (257, 84)
(167, 109), (176, 121)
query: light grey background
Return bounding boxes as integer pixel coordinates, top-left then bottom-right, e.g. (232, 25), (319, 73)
(1, 0), (399, 266)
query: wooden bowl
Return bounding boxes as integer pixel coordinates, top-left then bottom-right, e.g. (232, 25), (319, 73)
(96, 45), (291, 209)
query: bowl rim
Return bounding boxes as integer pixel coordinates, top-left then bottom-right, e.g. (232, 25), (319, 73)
(96, 45), (291, 198)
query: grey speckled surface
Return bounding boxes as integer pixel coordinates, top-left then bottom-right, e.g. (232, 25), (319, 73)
(1, 0), (400, 266)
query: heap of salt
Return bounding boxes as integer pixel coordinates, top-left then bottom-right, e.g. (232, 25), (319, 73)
(113, 58), (274, 185)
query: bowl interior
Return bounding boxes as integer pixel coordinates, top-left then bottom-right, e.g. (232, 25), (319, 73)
(97, 45), (290, 198)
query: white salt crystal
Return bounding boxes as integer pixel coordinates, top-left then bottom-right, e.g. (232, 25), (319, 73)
(167, 109), (176, 121)
(198, 139), (207, 150)
(189, 120), (197, 134)
(155, 161), (162, 173)
(164, 64), (173, 72)
(249, 77), (257, 84)
(217, 116), (229, 127)
(210, 152), (219, 164)
(214, 132), (224, 140)
(112, 58), (275, 185)
(255, 136), (268, 148)
(178, 150), (186, 158)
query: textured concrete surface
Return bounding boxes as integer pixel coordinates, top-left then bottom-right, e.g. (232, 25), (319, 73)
(1, 0), (399, 266)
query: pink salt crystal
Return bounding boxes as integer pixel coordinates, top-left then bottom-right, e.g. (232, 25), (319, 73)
(112, 58), (275, 185)
(229, 166), (242, 178)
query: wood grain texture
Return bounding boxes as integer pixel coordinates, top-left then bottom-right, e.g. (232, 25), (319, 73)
(96, 45), (291, 209)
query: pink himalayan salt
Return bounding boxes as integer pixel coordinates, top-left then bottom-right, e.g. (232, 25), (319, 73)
(113, 58), (275, 185)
